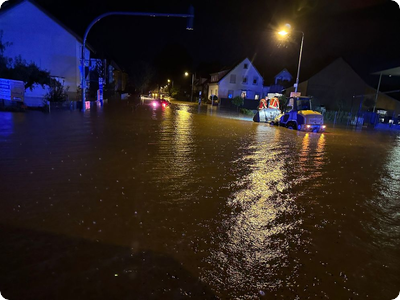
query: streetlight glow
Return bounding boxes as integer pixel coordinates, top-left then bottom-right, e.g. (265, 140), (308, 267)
(277, 24), (304, 93)
(278, 30), (288, 36)
(184, 72), (189, 76)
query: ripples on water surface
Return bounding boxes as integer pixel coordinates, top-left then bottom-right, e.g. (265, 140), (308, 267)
(0, 103), (399, 299)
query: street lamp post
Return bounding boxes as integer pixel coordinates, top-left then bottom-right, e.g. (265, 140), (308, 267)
(185, 72), (195, 102)
(191, 73), (194, 102)
(278, 25), (304, 94)
(295, 31), (305, 93)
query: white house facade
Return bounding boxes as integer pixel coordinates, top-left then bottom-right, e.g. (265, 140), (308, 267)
(208, 58), (265, 101)
(0, 0), (91, 106)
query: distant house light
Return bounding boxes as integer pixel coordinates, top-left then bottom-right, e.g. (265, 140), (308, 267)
(228, 90), (233, 98)
(377, 109), (387, 115)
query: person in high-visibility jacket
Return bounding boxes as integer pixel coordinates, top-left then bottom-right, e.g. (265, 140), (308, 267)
(259, 98), (268, 110)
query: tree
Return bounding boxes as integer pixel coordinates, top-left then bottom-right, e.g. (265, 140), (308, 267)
(278, 95), (288, 111)
(0, 31), (50, 90)
(45, 78), (69, 102)
(169, 85), (180, 98)
(232, 96), (244, 111)
(0, 31), (13, 79)
(130, 60), (155, 94)
(11, 56), (50, 90)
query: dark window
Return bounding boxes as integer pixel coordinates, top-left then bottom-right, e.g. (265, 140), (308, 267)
(230, 74), (236, 83)
(244, 64), (248, 69)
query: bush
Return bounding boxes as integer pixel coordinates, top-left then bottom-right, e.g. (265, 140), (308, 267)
(232, 96), (244, 111)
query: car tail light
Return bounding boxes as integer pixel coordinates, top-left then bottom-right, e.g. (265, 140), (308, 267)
(162, 103), (166, 107)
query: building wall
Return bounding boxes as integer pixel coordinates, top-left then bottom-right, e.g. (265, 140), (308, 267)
(368, 87), (400, 115)
(0, 1), (89, 104)
(208, 83), (218, 98)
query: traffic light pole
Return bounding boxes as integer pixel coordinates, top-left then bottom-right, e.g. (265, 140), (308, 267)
(81, 7), (194, 111)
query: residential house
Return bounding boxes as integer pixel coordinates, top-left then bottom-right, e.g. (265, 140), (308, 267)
(268, 68), (293, 93)
(0, 0), (93, 106)
(208, 58), (265, 101)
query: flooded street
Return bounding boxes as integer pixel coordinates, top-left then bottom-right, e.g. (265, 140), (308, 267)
(0, 101), (399, 299)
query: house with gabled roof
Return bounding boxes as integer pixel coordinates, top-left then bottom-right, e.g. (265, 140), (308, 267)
(0, 0), (94, 106)
(208, 58), (265, 101)
(286, 57), (400, 116)
(268, 68), (293, 93)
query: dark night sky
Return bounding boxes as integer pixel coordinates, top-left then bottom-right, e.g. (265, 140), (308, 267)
(5, 0), (400, 88)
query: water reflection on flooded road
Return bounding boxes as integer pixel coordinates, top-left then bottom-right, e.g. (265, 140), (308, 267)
(203, 125), (331, 298)
(0, 102), (399, 299)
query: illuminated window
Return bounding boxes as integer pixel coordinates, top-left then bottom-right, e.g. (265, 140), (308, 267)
(228, 90), (234, 98)
(230, 74), (236, 83)
(255, 94), (260, 100)
(241, 91), (247, 98)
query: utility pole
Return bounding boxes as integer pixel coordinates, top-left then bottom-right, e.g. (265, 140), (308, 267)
(373, 72), (382, 113)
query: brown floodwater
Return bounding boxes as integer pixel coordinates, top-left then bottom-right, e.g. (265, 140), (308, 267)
(0, 101), (399, 299)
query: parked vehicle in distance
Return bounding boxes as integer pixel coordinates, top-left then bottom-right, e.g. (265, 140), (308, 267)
(206, 98), (219, 106)
(151, 98), (170, 108)
(277, 96), (326, 132)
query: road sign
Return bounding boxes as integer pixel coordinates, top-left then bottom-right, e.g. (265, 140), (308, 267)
(0, 78), (11, 100)
(290, 92), (301, 97)
(98, 77), (103, 101)
(0, 78), (25, 102)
